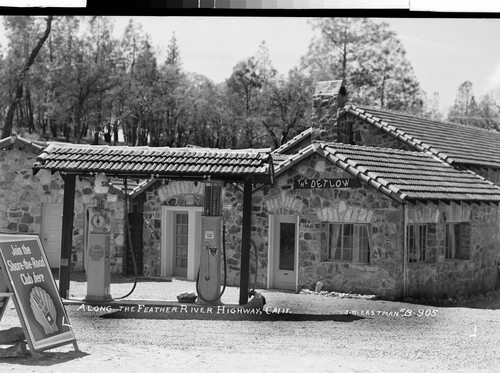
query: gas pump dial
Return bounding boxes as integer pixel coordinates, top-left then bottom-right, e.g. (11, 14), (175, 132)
(91, 211), (109, 232)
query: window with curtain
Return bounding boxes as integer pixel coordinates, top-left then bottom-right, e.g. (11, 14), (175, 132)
(407, 224), (429, 263)
(445, 222), (471, 260)
(324, 223), (370, 264)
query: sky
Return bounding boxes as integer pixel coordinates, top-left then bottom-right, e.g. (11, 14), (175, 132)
(110, 16), (500, 114)
(1, 16), (499, 114)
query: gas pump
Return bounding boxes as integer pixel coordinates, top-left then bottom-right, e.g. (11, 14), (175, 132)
(196, 181), (226, 304)
(85, 174), (112, 302)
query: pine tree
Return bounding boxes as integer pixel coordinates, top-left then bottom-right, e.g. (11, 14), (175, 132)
(301, 18), (423, 111)
(448, 81), (485, 127)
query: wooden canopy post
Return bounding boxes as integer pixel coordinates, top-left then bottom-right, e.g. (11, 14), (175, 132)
(239, 177), (253, 305)
(59, 174), (76, 299)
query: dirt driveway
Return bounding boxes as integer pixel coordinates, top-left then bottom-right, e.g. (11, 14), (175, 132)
(0, 276), (499, 372)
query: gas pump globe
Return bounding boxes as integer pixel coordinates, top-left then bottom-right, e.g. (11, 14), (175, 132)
(85, 173), (113, 302)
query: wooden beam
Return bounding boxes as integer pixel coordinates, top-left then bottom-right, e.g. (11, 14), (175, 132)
(59, 174), (76, 299)
(239, 178), (252, 305)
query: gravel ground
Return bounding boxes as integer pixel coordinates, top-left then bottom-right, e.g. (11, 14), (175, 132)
(0, 274), (499, 372)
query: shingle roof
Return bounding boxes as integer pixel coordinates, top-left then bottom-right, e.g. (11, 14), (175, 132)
(343, 104), (500, 169)
(320, 143), (500, 203)
(32, 143), (274, 184)
(275, 142), (500, 203)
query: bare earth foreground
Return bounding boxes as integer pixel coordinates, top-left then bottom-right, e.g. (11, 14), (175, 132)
(0, 274), (499, 373)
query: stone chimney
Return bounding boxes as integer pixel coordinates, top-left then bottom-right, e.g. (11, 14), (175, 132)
(311, 80), (348, 142)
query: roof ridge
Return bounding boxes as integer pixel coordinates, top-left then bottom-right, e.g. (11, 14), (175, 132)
(353, 104), (500, 135)
(271, 127), (314, 154)
(0, 134), (46, 153)
(318, 141), (431, 157)
(44, 142), (271, 155)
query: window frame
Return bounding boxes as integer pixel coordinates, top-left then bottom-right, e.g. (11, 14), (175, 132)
(407, 224), (428, 263)
(445, 222), (470, 261)
(325, 223), (371, 264)
(337, 118), (354, 145)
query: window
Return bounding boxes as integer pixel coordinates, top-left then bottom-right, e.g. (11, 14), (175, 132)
(445, 223), (470, 260)
(326, 223), (370, 264)
(337, 119), (354, 145)
(407, 224), (428, 263)
(174, 212), (189, 270)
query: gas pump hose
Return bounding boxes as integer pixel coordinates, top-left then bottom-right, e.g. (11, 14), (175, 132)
(115, 178), (138, 299)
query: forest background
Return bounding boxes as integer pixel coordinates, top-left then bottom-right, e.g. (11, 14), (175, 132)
(1, 16), (499, 149)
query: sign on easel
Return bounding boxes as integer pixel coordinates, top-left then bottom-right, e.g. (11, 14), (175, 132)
(0, 234), (78, 357)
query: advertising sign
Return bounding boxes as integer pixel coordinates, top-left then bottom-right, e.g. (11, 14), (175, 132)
(0, 234), (77, 353)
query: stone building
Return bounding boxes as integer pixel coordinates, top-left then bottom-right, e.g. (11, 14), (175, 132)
(4, 79), (500, 302)
(122, 138), (500, 300)
(264, 84), (500, 298)
(0, 135), (126, 274)
(242, 142), (500, 299)
(126, 82), (500, 300)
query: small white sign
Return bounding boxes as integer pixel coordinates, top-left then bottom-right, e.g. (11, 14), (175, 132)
(107, 194), (118, 203)
(205, 231), (214, 240)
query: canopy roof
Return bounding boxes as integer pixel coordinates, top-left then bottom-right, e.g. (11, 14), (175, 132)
(33, 143), (274, 184)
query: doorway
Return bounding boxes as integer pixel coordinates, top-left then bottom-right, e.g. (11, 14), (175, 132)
(268, 214), (299, 291)
(41, 203), (63, 268)
(161, 206), (202, 280)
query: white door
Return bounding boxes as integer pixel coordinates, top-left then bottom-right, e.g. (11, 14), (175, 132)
(161, 206), (202, 280)
(269, 215), (298, 291)
(41, 203), (63, 268)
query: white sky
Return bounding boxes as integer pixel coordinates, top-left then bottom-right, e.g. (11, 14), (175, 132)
(111, 16), (500, 113)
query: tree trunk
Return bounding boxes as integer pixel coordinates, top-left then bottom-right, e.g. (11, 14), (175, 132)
(2, 15), (53, 138)
(26, 87), (35, 133)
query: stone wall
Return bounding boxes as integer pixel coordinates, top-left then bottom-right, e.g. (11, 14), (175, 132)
(223, 184), (268, 289)
(0, 147), (125, 273)
(406, 201), (499, 298)
(0, 148), (61, 234)
(337, 113), (414, 150)
(311, 81), (348, 143)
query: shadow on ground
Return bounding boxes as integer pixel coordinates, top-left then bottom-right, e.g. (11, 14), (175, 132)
(100, 310), (364, 322)
(0, 350), (88, 366)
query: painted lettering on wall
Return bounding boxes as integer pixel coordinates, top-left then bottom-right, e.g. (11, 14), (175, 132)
(294, 178), (362, 189)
